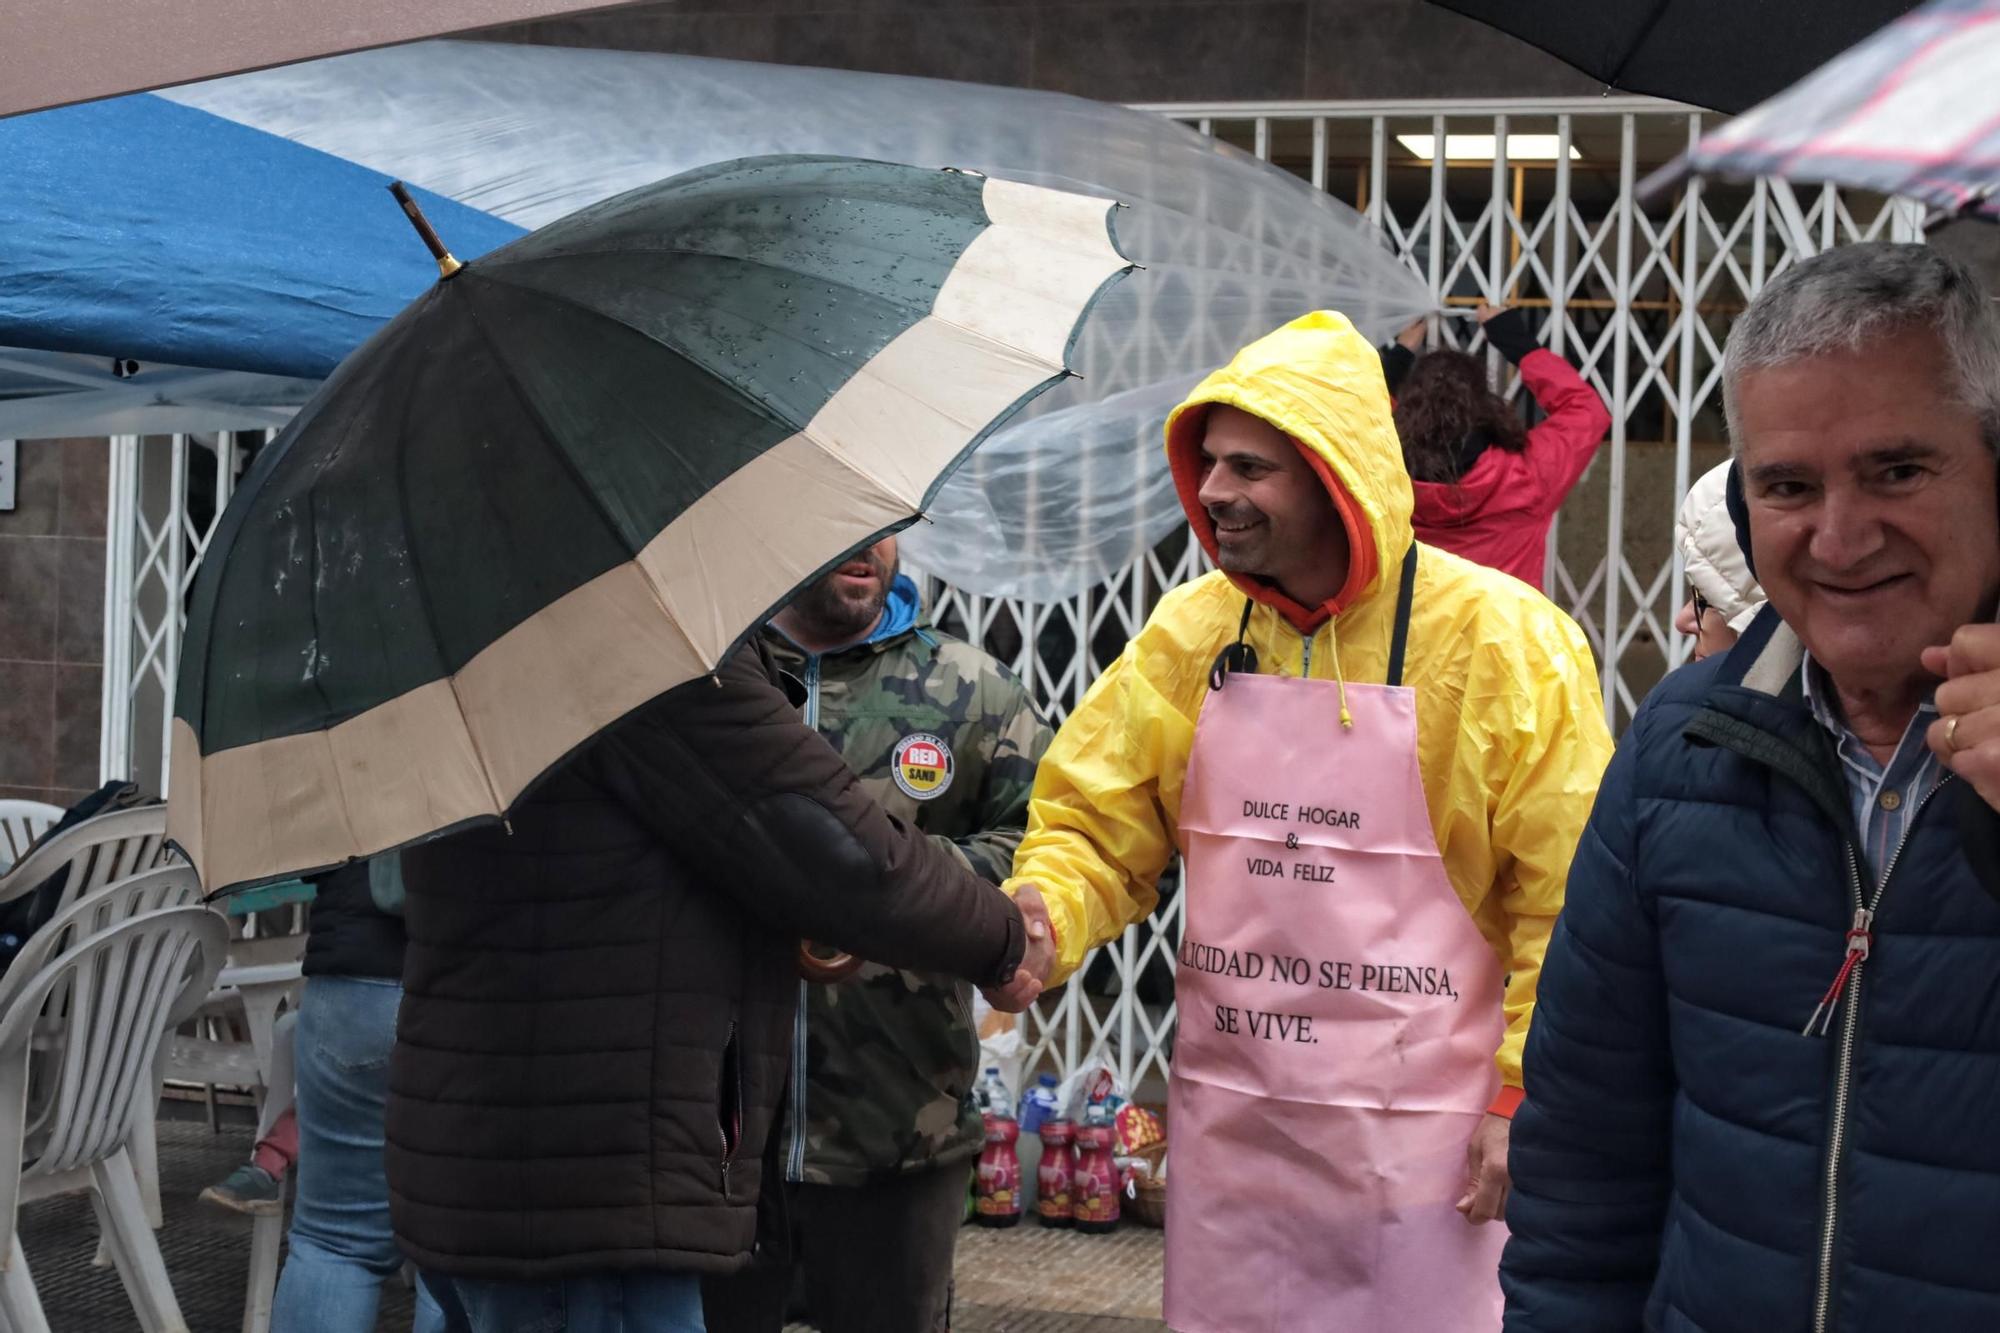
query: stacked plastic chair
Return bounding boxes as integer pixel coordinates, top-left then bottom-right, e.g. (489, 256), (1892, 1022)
(0, 896), (226, 1330)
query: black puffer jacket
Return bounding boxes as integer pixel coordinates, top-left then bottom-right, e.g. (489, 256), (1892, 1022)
(385, 642), (1026, 1280)
(301, 861), (403, 981)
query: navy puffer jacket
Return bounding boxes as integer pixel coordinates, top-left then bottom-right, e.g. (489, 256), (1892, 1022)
(1504, 611), (2000, 1332)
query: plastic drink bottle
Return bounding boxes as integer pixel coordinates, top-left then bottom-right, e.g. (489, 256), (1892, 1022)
(975, 1106), (1023, 1228)
(1072, 1101), (1121, 1234)
(1036, 1117), (1076, 1227)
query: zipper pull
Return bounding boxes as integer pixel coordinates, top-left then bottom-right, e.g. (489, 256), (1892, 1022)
(1803, 907), (1874, 1037)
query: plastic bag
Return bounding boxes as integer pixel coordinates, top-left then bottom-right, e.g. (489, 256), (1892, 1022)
(970, 990), (1026, 1105)
(1054, 1058), (1130, 1125)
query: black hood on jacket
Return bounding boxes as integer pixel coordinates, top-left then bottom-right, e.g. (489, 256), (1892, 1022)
(1726, 458), (1756, 581)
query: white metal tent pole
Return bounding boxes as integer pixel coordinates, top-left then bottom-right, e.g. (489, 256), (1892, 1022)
(1119, 925), (1136, 1089)
(1605, 115), (1637, 725)
(1670, 114), (1704, 672)
(98, 435), (139, 783)
(1549, 115), (1574, 357)
(1752, 180), (1770, 296)
(1768, 179), (1818, 260)
(1543, 115), (1575, 595)
(1368, 117), (1387, 234)
(1428, 114), (1448, 332)
(157, 434), (190, 795)
(1894, 198), (1927, 242)
(1065, 939), (1083, 1077)
(1487, 114), (1509, 378)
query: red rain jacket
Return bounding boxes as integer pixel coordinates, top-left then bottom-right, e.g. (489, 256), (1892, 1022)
(1408, 349), (1610, 593)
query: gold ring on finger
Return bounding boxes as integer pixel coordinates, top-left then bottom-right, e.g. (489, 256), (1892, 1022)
(1947, 714), (1963, 754)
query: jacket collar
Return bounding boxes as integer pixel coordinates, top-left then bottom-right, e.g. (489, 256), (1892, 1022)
(1710, 603), (1806, 705)
(1685, 604), (1858, 846)
(868, 574), (923, 647)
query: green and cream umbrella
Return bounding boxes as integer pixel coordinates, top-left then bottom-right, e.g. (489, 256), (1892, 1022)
(169, 154), (1129, 891)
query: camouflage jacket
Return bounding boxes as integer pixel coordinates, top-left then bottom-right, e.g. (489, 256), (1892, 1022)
(762, 575), (1051, 1186)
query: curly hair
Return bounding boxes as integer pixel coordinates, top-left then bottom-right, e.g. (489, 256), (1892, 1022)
(1392, 350), (1528, 483)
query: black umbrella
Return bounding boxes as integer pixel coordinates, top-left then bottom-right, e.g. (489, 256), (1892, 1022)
(1428, 0), (1923, 113)
(168, 154), (1129, 892)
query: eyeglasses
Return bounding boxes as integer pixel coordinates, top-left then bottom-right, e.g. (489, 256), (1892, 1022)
(1691, 590), (1712, 629)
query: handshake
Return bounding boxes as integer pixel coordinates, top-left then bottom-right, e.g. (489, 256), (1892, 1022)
(982, 882), (1058, 1014)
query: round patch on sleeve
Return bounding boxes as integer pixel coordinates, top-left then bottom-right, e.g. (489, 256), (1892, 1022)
(891, 732), (955, 800)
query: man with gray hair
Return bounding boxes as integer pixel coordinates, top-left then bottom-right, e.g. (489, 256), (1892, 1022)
(1502, 242), (2000, 1333)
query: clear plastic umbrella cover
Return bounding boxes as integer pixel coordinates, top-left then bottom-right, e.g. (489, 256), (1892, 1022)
(170, 44), (1431, 598)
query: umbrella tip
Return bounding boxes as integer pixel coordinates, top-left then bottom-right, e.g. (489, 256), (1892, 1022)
(387, 180), (464, 280)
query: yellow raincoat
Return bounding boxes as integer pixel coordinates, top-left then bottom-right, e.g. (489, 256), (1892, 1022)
(1004, 311), (1613, 1093)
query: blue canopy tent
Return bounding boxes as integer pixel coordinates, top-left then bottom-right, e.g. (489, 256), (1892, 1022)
(0, 93), (523, 435)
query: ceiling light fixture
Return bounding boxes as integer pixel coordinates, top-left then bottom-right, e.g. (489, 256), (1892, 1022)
(1395, 133), (1582, 163)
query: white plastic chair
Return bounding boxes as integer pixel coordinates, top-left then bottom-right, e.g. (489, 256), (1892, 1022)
(0, 807), (175, 920)
(0, 866), (206, 1244)
(0, 905), (227, 1332)
(0, 804), (63, 878)
(0, 868), (206, 1023)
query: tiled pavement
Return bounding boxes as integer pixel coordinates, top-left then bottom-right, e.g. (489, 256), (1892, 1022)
(27, 1112), (1166, 1332)
(948, 1223), (1164, 1333)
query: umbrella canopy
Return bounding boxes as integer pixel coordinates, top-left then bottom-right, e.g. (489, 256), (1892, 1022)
(1427, 0), (1923, 112)
(1646, 0), (2000, 219)
(168, 155), (1130, 892)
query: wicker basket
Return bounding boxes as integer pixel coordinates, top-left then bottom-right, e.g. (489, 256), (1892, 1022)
(1125, 1140), (1168, 1228)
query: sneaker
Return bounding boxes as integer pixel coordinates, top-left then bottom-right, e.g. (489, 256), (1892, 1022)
(199, 1163), (282, 1216)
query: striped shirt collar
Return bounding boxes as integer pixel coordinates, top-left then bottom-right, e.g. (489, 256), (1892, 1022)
(1800, 651), (1944, 879)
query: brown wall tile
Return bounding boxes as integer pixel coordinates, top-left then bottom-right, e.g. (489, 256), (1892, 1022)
(58, 439), (110, 539)
(0, 785), (87, 813)
(53, 665), (102, 792)
(54, 537), (105, 666)
(0, 660), (56, 789)
(0, 536), (60, 664)
(0, 440), (61, 538)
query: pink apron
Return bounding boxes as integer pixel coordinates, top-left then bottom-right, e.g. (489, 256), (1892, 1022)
(1165, 562), (1506, 1332)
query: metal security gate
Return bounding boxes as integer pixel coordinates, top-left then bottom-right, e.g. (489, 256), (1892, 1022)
(100, 431), (246, 798)
(101, 97), (1925, 1096)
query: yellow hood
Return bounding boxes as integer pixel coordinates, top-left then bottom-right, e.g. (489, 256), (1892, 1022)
(1164, 310), (1415, 625)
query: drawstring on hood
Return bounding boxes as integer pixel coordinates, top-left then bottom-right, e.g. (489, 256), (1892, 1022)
(1210, 594), (1353, 728)
(1326, 616), (1354, 728)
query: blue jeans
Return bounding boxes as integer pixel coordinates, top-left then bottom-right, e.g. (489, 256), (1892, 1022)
(271, 976), (445, 1333)
(424, 1271), (706, 1333)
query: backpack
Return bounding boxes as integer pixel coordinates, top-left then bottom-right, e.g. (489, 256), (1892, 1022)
(0, 781), (158, 971)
